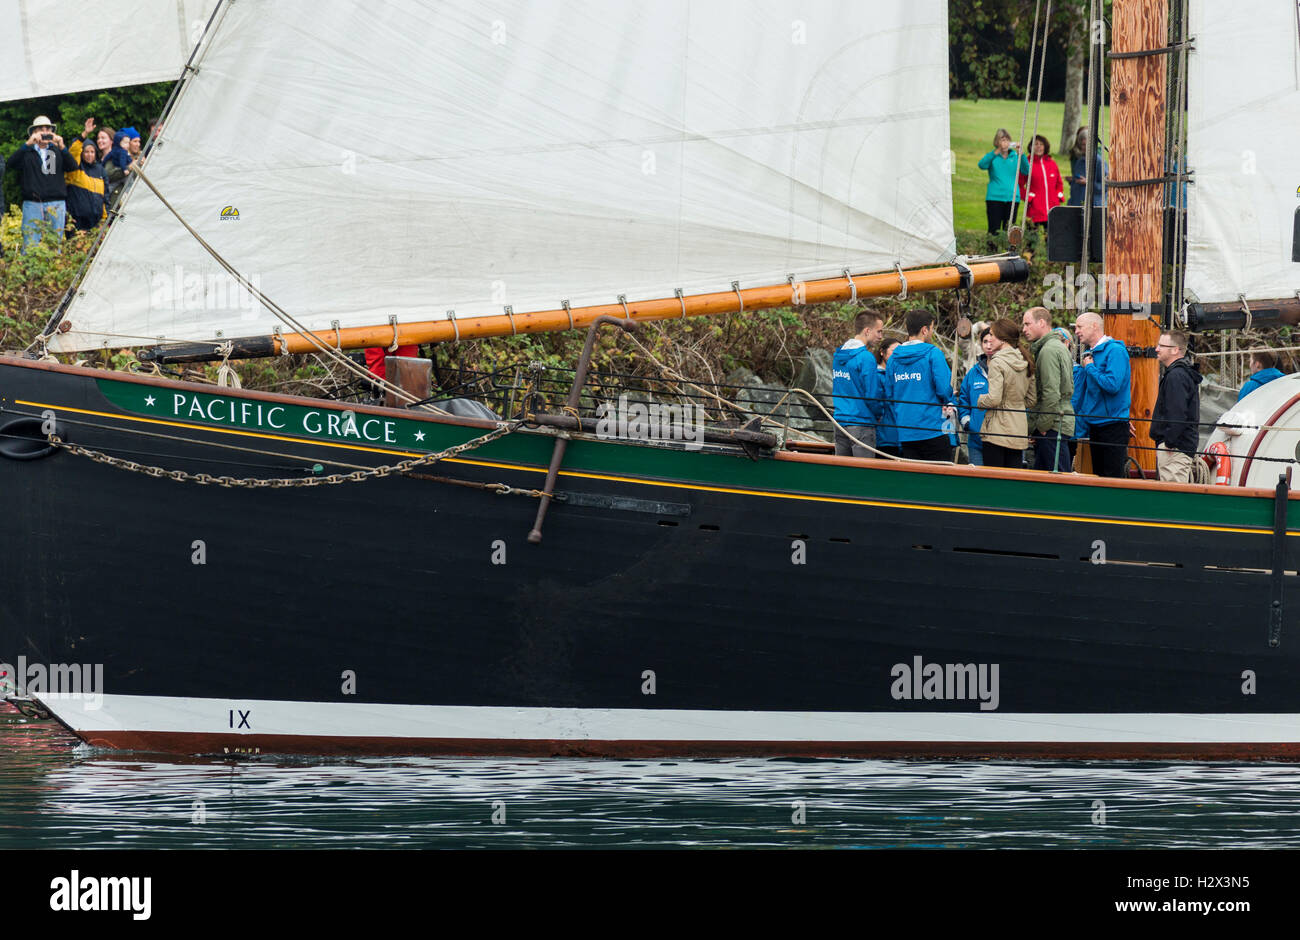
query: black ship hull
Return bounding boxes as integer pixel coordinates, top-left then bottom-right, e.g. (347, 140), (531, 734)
(3, 356), (1299, 758)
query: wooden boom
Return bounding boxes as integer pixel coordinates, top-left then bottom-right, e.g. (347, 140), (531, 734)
(138, 259), (1029, 363)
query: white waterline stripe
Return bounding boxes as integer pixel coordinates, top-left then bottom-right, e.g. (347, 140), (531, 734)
(38, 695), (1300, 744)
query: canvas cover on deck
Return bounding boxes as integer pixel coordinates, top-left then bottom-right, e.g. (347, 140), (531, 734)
(52, 0), (955, 352)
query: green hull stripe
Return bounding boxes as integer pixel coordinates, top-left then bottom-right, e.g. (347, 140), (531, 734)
(94, 378), (1288, 532)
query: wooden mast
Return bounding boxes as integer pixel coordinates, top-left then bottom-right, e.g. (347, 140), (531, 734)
(1106, 0), (1167, 474)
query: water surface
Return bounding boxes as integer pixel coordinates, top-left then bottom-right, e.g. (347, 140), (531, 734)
(5, 709), (1299, 849)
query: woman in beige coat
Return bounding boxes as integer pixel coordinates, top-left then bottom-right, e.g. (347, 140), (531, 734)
(976, 319), (1037, 468)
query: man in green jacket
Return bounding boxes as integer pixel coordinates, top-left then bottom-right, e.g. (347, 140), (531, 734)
(1022, 306), (1075, 471)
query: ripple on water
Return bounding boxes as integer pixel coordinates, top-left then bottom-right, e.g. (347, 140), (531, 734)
(3, 708), (1300, 848)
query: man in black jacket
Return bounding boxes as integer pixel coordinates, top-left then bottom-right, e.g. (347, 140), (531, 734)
(5, 115), (74, 252)
(1150, 330), (1202, 483)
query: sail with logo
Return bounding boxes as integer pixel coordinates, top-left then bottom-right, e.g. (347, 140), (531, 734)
(44, 0), (1027, 357)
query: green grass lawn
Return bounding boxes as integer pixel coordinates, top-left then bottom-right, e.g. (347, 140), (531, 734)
(950, 99), (1110, 232)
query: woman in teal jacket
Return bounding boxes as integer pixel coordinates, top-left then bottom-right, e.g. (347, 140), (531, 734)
(978, 128), (1022, 235)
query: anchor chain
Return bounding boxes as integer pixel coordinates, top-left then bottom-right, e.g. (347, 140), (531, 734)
(47, 421), (519, 488)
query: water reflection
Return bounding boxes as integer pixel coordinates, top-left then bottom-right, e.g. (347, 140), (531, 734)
(5, 708), (1300, 848)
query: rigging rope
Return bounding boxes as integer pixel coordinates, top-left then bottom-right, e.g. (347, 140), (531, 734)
(1008, 0), (1050, 234)
(1015, 0), (1043, 231)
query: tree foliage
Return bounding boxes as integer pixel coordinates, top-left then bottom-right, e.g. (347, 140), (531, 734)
(950, 0), (1074, 100)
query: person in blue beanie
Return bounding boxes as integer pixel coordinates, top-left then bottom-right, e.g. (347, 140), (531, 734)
(954, 328), (993, 465)
(888, 309), (954, 461)
(1074, 311), (1131, 478)
(103, 127), (139, 207)
(1237, 349), (1285, 402)
(876, 337), (903, 458)
(831, 310), (885, 457)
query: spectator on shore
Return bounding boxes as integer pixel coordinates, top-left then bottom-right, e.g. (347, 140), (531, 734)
(977, 129), (1022, 238)
(974, 319), (1036, 469)
(1022, 306), (1075, 471)
(105, 128), (136, 172)
(6, 115), (75, 252)
(1018, 135), (1063, 231)
(1166, 142), (1188, 212)
(954, 328), (993, 466)
(103, 128), (137, 207)
(143, 118), (162, 157)
(831, 310), (885, 457)
(65, 137), (108, 231)
(1150, 330), (1202, 484)
(68, 118), (99, 162)
(1067, 126), (1108, 207)
(889, 309), (954, 462)
(1236, 349), (1285, 402)
(1075, 311), (1132, 478)
(95, 125), (115, 161)
(876, 337), (903, 458)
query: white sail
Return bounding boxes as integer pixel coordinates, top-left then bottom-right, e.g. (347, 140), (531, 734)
(1185, 0), (1300, 305)
(52, 0), (954, 353)
(0, 0), (217, 101)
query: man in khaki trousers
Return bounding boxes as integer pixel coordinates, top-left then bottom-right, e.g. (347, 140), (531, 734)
(1149, 330), (1202, 483)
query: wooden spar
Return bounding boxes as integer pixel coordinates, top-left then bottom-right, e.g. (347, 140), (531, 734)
(136, 259), (1029, 363)
(1106, 0), (1166, 474)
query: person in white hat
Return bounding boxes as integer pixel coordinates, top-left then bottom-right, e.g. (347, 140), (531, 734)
(4, 115), (75, 252)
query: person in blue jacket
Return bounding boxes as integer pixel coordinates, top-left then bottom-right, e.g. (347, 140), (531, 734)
(1074, 311), (1131, 478)
(954, 328), (994, 465)
(831, 310), (885, 457)
(876, 337), (903, 458)
(888, 309), (954, 461)
(1237, 349), (1285, 402)
(1067, 127), (1108, 207)
(978, 128), (1022, 237)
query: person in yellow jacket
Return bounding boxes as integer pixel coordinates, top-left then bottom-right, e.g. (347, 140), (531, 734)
(975, 318), (1037, 469)
(65, 118), (108, 230)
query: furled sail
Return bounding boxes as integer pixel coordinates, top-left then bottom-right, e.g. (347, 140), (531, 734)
(0, 0), (217, 101)
(1184, 0), (1300, 305)
(52, 0), (954, 353)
